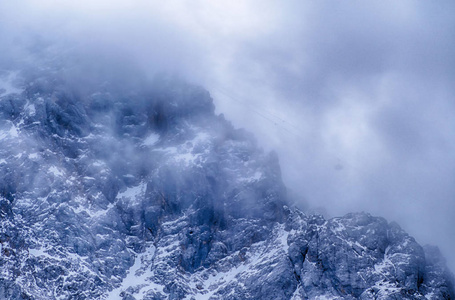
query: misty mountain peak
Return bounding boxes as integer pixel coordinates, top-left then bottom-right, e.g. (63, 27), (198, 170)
(0, 70), (453, 299)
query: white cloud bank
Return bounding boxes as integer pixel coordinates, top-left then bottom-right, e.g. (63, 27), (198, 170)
(1, 0), (454, 271)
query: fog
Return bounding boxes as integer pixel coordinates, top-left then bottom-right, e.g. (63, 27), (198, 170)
(1, 0), (454, 271)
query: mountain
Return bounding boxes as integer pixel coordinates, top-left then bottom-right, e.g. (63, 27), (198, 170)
(0, 68), (453, 300)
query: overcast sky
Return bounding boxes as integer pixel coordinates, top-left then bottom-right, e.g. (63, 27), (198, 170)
(1, 0), (454, 271)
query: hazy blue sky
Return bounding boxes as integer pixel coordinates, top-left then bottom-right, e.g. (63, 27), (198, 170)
(1, 0), (454, 271)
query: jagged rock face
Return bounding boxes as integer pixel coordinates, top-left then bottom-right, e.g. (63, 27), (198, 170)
(0, 70), (453, 300)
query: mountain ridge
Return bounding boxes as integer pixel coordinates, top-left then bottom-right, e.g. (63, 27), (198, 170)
(0, 69), (453, 299)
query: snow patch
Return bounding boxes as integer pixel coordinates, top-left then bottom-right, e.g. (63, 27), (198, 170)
(174, 152), (202, 165)
(24, 102), (36, 116)
(184, 224), (289, 299)
(0, 123), (20, 140)
(142, 133), (160, 146)
(314, 295), (338, 300)
(105, 245), (163, 300)
(117, 182), (147, 201)
(28, 153), (39, 159)
(8, 124), (19, 137)
(238, 171), (262, 183)
(92, 160), (106, 167)
(29, 247), (54, 260)
(330, 219), (346, 233)
(370, 279), (401, 298)
(49, 166), (64, 177)
(152, 130), (211, 168)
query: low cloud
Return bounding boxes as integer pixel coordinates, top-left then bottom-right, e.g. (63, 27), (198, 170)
(1, 0), (454, 271)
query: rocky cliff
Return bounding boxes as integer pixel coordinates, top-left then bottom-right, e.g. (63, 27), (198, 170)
(0, 69), (453, 299)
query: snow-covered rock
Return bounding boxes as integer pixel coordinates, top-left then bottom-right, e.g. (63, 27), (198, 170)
(0, 69), (453, 299)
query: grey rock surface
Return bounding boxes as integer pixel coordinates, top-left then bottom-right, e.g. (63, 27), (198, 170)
(0, 68), (453, 299)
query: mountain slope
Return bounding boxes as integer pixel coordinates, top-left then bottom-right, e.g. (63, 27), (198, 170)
(0, 70), (453, 299)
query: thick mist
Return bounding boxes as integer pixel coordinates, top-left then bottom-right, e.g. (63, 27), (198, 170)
(1, 0), (454, 272)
